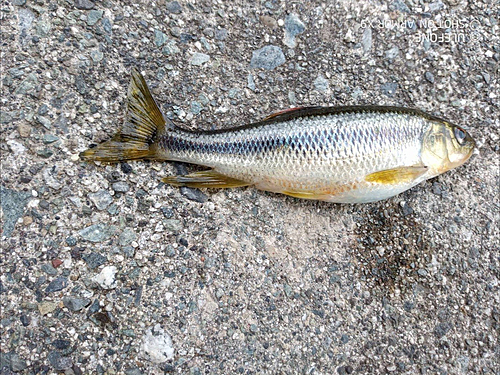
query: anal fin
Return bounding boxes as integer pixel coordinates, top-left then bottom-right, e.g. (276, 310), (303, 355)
(365, 165), (428, 185)
(282, 190), (330, 200)
(162, 170), (250, 189)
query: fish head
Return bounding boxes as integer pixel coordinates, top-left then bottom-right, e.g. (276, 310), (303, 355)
(421, 119), (475, 176)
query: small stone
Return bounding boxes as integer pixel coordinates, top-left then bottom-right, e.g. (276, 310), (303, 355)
(17, 123), (31, 137)
(88, 189), (113, 210)
(247, 74), (256, 91)
(361, 27), (372, 54)
(38, 301), (58, 315)
(190, 101), (202, 115)
(190, 52), (210, 66)
(392, 0), (410, 12)
(79, 223), (117, 242)
(154, 29), (168, 47)
(400, 201), (414, 216)
(65, 236), (77, 246)
(63, 296), (91, 312)
(82, 252), (107, 269)
(9, 353), (27, 372)
(43, 168), (62, 189)
(93, 266), (117, 289)
(166, 1), (182, 14)
(20, 314), (30, 327)
(313, 75), (329, 93)
(180, 187), (208, 203)
(380, 82), (398, 97)
(74, 0), (95, 10)
(250, 45), (285, 71)
(424, 71), (435, 83)
(90, 50), (103, 62)
(284, 13), (305, 48)
(141, 324), (174, 363)
(47, 351), (73, 371)
(12, 0), (27, 5)
(119, 227), (137, 246)
(434, 322), (452, 338)
(52, 259), (63, 268)
(51, 339), (70, 350)
(112, 181), (130, 193)
(43, 134), (59, 144)
(0, 186), (32, 237)
(14, 73), (38, 96)
(87, 10), (103, 26)
(161, 40), (180, 55)
(37, 148), (54, 158)
(164, 219), (183, 232)
(45, 277), (68, 293)
(41, 263), (58, 276)
(417, 268), (428, 276)
(215, 28), (228, 41)
(385, 46), (400, 60)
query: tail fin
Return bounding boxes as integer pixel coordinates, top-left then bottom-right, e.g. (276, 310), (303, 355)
(80, 68), (166, 162)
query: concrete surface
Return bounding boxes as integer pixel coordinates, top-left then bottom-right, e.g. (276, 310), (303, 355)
(1, 0), (499, 374)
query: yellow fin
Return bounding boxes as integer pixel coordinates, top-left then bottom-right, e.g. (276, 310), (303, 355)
(80, 68), (165, 163)
(282, 190), (329, 200)
(162, 170), (250, 189)
(365, 166), (428, 185)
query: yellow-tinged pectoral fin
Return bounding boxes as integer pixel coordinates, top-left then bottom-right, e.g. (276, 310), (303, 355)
(365, 165), (428, 185)
(282, 190), (330, 200)
(162, 170), (250, 189)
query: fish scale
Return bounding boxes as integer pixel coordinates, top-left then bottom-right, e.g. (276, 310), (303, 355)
(81, 69), (475, 203)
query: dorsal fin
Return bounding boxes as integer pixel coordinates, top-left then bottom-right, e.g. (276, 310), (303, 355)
(261, 106), (324, 123)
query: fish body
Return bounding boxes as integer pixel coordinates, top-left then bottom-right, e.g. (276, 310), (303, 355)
(81, 69), (475, 203)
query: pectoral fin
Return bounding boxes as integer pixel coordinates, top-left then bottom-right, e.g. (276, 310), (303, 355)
(365, 166), (428, 185)
(282, 190), (330, 200)
(162, 170), (250, 189)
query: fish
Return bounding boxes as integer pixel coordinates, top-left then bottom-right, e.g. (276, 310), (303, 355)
(80, 68), (475, 203)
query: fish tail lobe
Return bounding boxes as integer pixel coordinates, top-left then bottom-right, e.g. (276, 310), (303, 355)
(80, 68), (169, 162)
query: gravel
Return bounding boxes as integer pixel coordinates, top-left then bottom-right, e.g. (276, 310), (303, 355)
(1, 1), (498, 374)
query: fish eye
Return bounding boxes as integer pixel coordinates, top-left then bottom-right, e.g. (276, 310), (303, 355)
(454, 126), (466, 145)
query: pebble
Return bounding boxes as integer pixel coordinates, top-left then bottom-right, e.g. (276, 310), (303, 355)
(112, 181), (130, 193)
(93, 266), (117, 289)
(190, 101), (202, 115)
(47, 351), (73, 371)
(15, 74), (37, 97)
(63, 296), (91, 312)
(38, 301), (58, 315)
(35, 116), (50, 129)
(361, 27), (372, 54)
(119, 227), (137, 246)
(164, 219), (183, 232)
(45, 276), (68, 293)
(141, 324), (174, 363)
(43, 134), (59, 144)
(284, 14), (305, 49)
(190, 53), (210, 66)
(166, 1), (182, 14)
(65, 236), (77, 246)
(313, 75), (329, 93)
(74, 0), (95, 10)
(79, 223), (117, 242)
(380, 82), (398, 97)
(161, 40), (180, 55)
(87, 10), (103, 26)
(0, 186), (32, 238)
(43, 168), (62, 189)
(154, 29), (168, 47)
(425, 71), (435, 83)
(392, 0), (410, 12)
(8, 353), (27, 372)
(88, 190), (113, 211)
(180, 187), (208, 203)
(41, 263), (58, 276)
(215, 28), (228, 41)
(51, 339), (71, 350)
(385, 46), (400, 60)
(247, 74), (256, 91)
(82, 252), (107, 269)
(250, 45), (285, 71)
